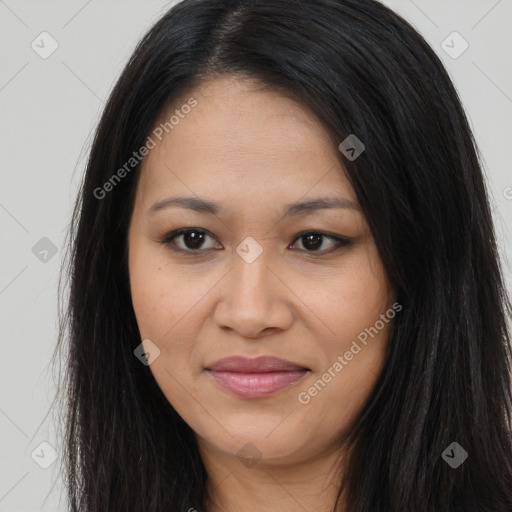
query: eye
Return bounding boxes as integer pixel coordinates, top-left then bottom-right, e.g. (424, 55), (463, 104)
(161, 228), (350, 256)
(161, 228), (221, 253)
(289, 231), (350, 254)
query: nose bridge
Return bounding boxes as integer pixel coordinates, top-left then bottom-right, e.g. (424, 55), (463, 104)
(214, 240), (293, 337)
(230, 243), (275, 309)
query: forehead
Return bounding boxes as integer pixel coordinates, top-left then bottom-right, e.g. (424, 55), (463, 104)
(136, 76), (355, 205)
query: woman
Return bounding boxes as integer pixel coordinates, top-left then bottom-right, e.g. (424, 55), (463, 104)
(55, 0), (512, 510)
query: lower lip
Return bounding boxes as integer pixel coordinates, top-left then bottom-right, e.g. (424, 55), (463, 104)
(207, 370), (308, 398)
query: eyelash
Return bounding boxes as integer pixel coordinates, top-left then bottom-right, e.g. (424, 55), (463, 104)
(160, 228), (351, 256)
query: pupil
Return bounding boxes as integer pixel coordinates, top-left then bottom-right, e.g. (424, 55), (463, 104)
(184, 231), (204, 249)
(303, 233), (322, 250)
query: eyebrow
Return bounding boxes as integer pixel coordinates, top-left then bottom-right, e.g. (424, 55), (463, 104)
(147, 195), (361, 217)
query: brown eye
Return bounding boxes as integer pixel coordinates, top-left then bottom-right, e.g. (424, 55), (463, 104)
(162, 228), (221, 253)
(290, 231), (350, 254)
(161, 228), (350, 256)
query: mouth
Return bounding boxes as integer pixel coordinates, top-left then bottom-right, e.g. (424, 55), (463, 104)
(205, 356), (310, 399)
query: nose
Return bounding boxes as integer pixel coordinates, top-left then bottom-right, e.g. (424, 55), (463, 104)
(213, 248), (294, 339)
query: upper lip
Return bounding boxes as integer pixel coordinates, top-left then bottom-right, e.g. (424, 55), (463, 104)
(206, 356), (309, 373)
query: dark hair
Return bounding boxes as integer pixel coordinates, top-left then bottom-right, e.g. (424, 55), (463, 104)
(54, 0), (512, 510)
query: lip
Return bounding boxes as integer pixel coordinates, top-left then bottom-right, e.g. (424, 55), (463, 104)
(205, 356), (310, 398)
(206, 356), (309, 373)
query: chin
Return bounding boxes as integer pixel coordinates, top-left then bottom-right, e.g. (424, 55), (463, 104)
(196, 416), (327, 467)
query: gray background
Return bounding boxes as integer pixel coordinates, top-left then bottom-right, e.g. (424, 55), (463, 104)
(0, 1), (511, 510)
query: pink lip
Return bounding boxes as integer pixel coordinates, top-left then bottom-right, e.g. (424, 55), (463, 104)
(205, 356), (309, 398)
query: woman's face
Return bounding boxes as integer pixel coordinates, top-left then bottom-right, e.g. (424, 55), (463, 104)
(128, 76), (396, 466)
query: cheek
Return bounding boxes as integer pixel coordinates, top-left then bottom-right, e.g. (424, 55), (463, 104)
(129, 238), (201, 340)
(128, 240), (222, 391)
(129, 253), (203, 415)
(293, 245), (392, 415)
(130, 264), (178, 340)
(128, 242), (197, 394)
(295, 243), (392, 352)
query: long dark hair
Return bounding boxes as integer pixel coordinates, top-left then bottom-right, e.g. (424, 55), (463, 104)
(54, 0), (512, 510)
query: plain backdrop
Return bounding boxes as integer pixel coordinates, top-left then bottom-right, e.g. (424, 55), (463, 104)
(0, 1), (511, 510)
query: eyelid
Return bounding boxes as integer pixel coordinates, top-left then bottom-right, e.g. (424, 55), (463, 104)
(289, 230), (350, 254)
(161, 227), (221, 253)
(161, 228), (351, 255)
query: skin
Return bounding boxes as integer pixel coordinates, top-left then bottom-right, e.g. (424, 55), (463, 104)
(128, 75), (396, 512)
